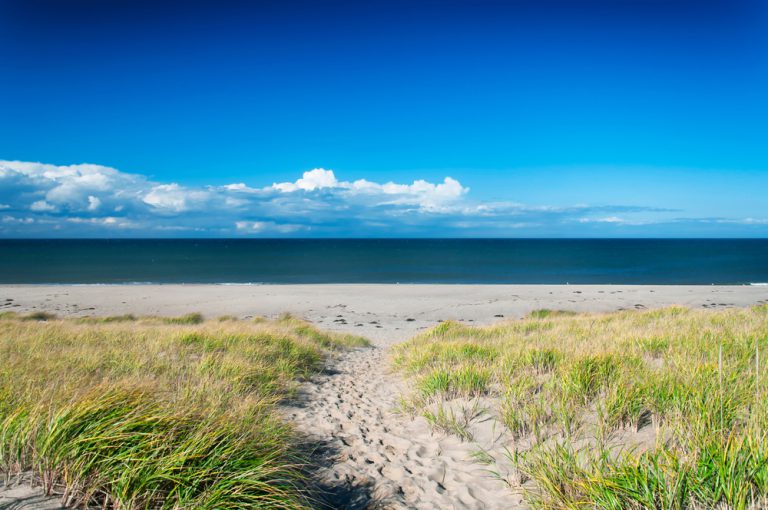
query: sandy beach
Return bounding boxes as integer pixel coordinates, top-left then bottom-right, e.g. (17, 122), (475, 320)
(2, 284), (767, 509)
(3, 284), (766, 343)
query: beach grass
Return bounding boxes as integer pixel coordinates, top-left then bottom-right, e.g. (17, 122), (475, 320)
(392, 305), (768, 509)
(0, 313), (368, 509)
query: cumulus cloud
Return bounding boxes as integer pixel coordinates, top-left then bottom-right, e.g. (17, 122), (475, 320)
(235, 221), (307, 233)
(0, 160), (149, 217)
(143, 184), (210, 212)
(65, 216), (136, 228)
(30, 200), (56, 212)
(1, 159), (763, 237)
(271, 168), (339, 192)
(0, 160), (477, 235)
(87, 195), (101, 211)
(266, 168), (468, 211)
(2, 215), (34, 225)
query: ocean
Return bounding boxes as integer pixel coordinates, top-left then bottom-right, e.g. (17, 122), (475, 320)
(0, 239), (766, 285)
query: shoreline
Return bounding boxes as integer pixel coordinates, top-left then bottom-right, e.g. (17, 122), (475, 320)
(3, 284), (767, 344)
(4, 282), (768, 285)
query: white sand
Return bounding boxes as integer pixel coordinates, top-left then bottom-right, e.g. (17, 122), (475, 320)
(2, 284), (766, 343)
(1, 284), (766, 509)
(0, 480), (64, 509)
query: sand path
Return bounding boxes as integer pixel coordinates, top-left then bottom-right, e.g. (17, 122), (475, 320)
(285, 342), (522, 510)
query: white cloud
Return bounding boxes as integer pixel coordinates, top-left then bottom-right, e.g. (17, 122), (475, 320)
(352, 176), (467, 211)
(143, 184), (209, 212)
(235, 221), (307, 233)
(143, 184), (185, 211)
(1, 160), (148, 214)
(272, 168), (338, 192)
(66, 216), (134, 227)
(30, 200), (56, 212)
(578, 216), (624, 223)
(2, 215), (34, 224)
(223, 183), (250, 191)
(268, 168), (468, 211)
(1, 160), (474, 235)
(2, 159), (759, 237)
(576, 216), (657, 227)
(714, 217), (768, 225)
(87, 195), (101, 211)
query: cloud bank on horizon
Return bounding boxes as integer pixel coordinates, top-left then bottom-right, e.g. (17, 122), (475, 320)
(0, 160), (765, 237)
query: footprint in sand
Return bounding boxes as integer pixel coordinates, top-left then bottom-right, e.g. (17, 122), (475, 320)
(283, 334), (519, 510)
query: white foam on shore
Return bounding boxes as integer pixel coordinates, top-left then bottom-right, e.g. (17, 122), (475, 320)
(37, 282), (266, 286)
(68, 282), (157, 286)
(750, 283), (768, 286)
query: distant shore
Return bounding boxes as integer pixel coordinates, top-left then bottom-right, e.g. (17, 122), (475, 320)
(3, 284), (766, 344)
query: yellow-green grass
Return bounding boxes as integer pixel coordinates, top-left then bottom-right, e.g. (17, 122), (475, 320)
(0, 312), (367, 509)
(393, 306), (768, 509)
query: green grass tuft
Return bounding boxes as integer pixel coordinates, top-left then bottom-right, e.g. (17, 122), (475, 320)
(528, 309), (578, 319)
(76, 313), (138, 323)
(0, 314), (368, 508)
(19, 311), (58, 321)
(393, 306), (768, 508)
(162, 312), (205, 324)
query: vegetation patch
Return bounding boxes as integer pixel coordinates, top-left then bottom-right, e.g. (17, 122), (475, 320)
(392, 306), (768, 509)
(527, 309), (578, 319)
(19, 311), (58, 321)
(0, 314), (368, 509)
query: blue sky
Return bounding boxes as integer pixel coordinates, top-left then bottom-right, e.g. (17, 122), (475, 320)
(1, 0), (767, 237)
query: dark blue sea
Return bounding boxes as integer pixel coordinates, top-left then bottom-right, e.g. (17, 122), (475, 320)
(0, 239), (766, 285)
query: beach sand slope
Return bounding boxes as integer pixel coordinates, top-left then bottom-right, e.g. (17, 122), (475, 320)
(2, 284), (766, 508)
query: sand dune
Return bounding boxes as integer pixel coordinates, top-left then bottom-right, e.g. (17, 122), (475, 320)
(1, 284), (766, 508)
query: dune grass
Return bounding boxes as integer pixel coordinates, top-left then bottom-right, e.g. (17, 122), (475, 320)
(0, 312), (367, 509)
(393, 306), (768, 509)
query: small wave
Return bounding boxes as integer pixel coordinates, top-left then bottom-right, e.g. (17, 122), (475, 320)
(750, 282), (768, 286)
(67, 282), (158, 286)
(38, 282), (266, 286)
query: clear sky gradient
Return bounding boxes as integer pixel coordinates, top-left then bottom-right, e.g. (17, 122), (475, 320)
(1, 0), (767, 237)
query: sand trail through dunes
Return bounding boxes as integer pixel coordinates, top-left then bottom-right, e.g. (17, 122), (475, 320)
(284, 344), (523, 510)
(5, 284), (768, 508)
